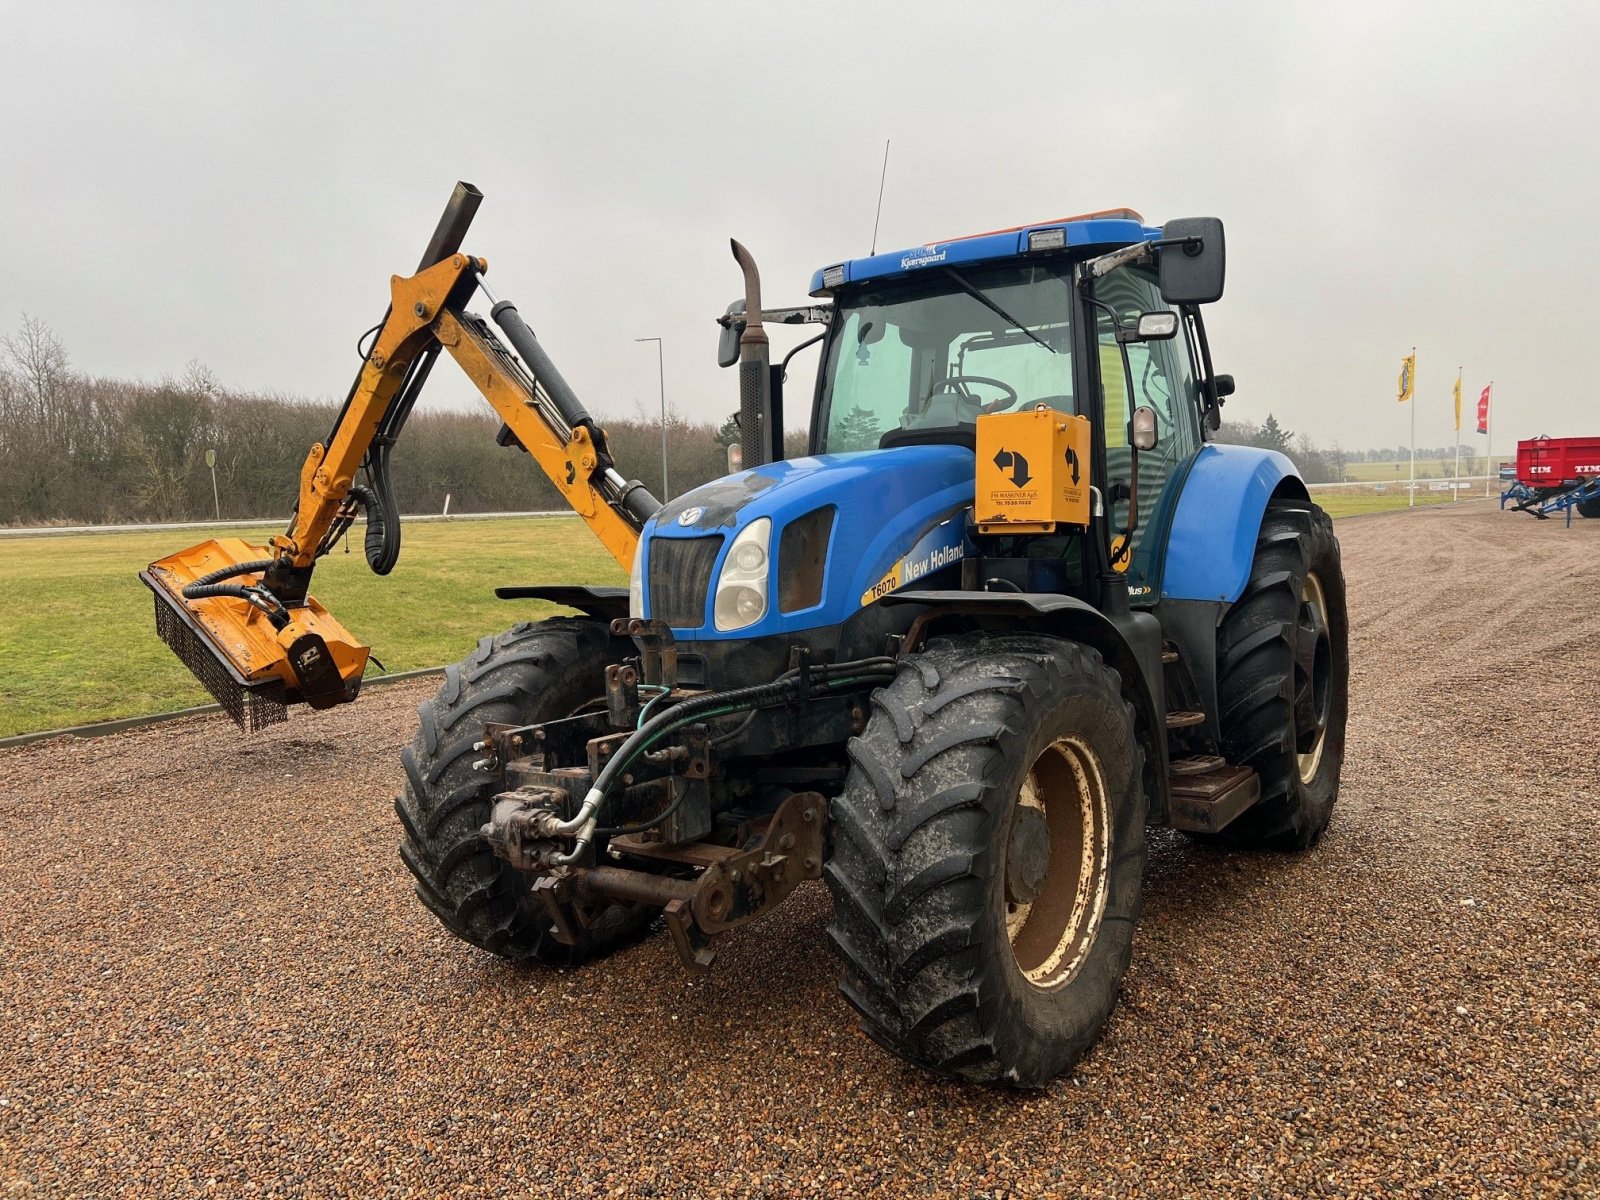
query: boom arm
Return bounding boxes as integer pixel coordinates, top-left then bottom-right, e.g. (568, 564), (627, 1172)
(271, 252), (650, 574)
(141, 183), (658, 730)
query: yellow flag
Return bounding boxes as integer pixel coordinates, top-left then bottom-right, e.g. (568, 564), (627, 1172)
(1397, 354), (1415, 403)
(1453, 373), (1462, 431)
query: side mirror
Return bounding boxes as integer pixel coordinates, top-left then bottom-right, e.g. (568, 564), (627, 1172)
(1159, 217), (1225, 305)
(717, 299), (746, 368)
(1130, 405), (1159, 452)
(1213, 373), (1235, 398)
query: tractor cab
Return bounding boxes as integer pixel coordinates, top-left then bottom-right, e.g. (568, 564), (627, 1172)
(719, 211), (1230, 603)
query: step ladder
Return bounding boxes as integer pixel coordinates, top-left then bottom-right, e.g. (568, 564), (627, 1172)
(1160, 640), (1259, 833)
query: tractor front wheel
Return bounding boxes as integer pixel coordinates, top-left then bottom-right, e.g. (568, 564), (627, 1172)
(396, 619), (656, 964)
(826, 634), (1146, 1088)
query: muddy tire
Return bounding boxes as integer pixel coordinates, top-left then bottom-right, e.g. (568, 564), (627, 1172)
(825, 634), (1146, 1088)
(1212, 498), (1349, 850)
(396, 619), (654, 964)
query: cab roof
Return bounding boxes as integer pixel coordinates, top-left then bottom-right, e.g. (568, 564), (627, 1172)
(809, 208), (1162, 297)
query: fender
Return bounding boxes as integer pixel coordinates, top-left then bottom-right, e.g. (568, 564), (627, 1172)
(882, 590), (1171, 822)
(1162, 445), (1308, 603)
(494, 584), (628, 620)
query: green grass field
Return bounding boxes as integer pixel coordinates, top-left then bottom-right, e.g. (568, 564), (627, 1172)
(0, 495), (1485, 738)
(1339, 458), (1490, 483)
(1310, 486), (1480, 518)
(0, 517), (622, 738)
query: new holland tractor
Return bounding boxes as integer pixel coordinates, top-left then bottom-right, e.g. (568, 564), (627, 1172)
(144, 183), (1348, 1087)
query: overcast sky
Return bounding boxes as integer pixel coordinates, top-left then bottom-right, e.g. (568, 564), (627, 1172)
(3, 1), (1596, 460)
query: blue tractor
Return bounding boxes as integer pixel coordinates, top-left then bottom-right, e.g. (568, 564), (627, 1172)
(146, 187), (1349, 1087)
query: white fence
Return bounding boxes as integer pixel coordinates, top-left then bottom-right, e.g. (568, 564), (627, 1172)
(4, 477), (1508, 540)
(0, 510), (578, 539)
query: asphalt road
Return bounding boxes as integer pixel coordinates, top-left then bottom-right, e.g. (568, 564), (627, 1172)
(1, 501), (1595, 1198)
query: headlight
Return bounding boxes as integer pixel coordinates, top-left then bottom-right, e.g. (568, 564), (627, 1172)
(713, 518), (771, 632)
(629, 538), (645, 618)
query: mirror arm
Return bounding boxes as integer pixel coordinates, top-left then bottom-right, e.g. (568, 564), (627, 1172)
(1184, 304), (1224, 433)
(779, 331), (825, 379)
(1077, 240), (1155, 283)
(1148, 235), (1205, 255)
(717, 304), (832, 330)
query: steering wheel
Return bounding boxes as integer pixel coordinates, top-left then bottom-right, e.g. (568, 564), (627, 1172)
(922, 375), (1019, 415)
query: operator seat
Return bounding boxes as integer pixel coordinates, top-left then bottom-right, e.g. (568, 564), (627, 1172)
(878, 390), (981, 450)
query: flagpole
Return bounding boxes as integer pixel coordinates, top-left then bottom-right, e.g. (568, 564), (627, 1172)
(1453, 366), (1461, 502)
(1409, 347), (1416, 509)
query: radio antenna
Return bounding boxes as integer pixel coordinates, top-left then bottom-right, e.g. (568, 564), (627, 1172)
(870, 139), (891, 255)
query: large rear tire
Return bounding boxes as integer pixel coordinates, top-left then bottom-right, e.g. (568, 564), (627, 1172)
(396, 619), (655, 964)
(1213, 498), (1349, 850)
(1576, 497), (1600, 519)
(825, 634), (1146, 1088)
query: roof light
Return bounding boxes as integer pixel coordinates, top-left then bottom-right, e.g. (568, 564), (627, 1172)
(822, 264), (846, 289)
(1027, 228), (1067, 252)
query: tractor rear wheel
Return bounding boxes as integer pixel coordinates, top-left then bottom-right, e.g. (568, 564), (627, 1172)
(1576, 497), (1600, 519)
(396, 619), (655, 964)
(826, 634), (1146, 1087)
(1212, 497), (1349, 850)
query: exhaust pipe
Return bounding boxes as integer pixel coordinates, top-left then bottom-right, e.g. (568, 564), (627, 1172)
(730, 240), (772, 468)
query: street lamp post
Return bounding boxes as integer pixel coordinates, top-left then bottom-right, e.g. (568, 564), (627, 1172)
(635, 336), (669, 499)
(205, 447), (220, 520)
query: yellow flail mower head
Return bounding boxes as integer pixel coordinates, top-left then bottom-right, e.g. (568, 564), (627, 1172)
(141, 537), (369, 731)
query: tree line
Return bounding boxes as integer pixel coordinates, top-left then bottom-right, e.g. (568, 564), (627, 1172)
(1213, 413), (1494, 482)
(0, 316), (767, 526)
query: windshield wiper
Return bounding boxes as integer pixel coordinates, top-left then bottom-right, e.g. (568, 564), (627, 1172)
(942, 267), (1057, 354)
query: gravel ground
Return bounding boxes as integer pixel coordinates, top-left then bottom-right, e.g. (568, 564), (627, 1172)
(1, 501), (1595, 1198)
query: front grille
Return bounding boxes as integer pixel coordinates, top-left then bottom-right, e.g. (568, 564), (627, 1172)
(648, 534), (723, 628)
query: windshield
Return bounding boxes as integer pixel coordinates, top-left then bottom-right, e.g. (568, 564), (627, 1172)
(816, 261), (1075, 453)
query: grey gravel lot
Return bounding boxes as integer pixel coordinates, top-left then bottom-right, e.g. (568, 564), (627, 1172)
(1, 502), (1596, 1198)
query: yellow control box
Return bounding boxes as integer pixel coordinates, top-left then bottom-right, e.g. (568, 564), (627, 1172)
(974, 408), (1092, 534)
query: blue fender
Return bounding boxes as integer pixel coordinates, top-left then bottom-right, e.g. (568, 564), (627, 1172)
(1161, 445), (1307, 603)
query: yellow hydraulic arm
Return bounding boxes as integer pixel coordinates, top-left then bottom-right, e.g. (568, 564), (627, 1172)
(141, 183), (659, 730)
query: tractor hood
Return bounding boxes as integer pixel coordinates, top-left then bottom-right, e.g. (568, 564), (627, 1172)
(639, 444), (976, 639)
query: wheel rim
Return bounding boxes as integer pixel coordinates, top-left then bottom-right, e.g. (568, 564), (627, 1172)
(1005, 735), (1112, 991)
(1294, 571), (1333, 784)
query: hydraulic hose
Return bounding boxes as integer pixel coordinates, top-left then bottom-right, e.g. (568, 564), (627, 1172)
(545, 660), (897, 865)
(361, 442), (401, 575)
(180, 580), (288, 626)
(359, 345), (439, 576)
(180, 558), (275, 595)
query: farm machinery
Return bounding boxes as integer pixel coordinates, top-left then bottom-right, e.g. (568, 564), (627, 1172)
(142, 184), (1349, 1087)
(1501, 435), (1600, 524)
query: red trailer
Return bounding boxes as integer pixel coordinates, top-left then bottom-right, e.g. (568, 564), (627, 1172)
(1515, 436), (1600, 487)
(1504, 436), (1600, 522)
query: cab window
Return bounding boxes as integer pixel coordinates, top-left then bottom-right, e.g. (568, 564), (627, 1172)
(817, 261), (1076, 454)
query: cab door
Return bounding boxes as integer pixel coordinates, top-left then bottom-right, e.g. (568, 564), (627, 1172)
(1093, 267), (1203, 599)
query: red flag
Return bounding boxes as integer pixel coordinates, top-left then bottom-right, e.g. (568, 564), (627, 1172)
(1476, 384), (1491, 434)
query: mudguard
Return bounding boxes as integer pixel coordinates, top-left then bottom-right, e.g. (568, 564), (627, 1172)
(494, 585), (629, 619)
(1161, 445), (1308, 603)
